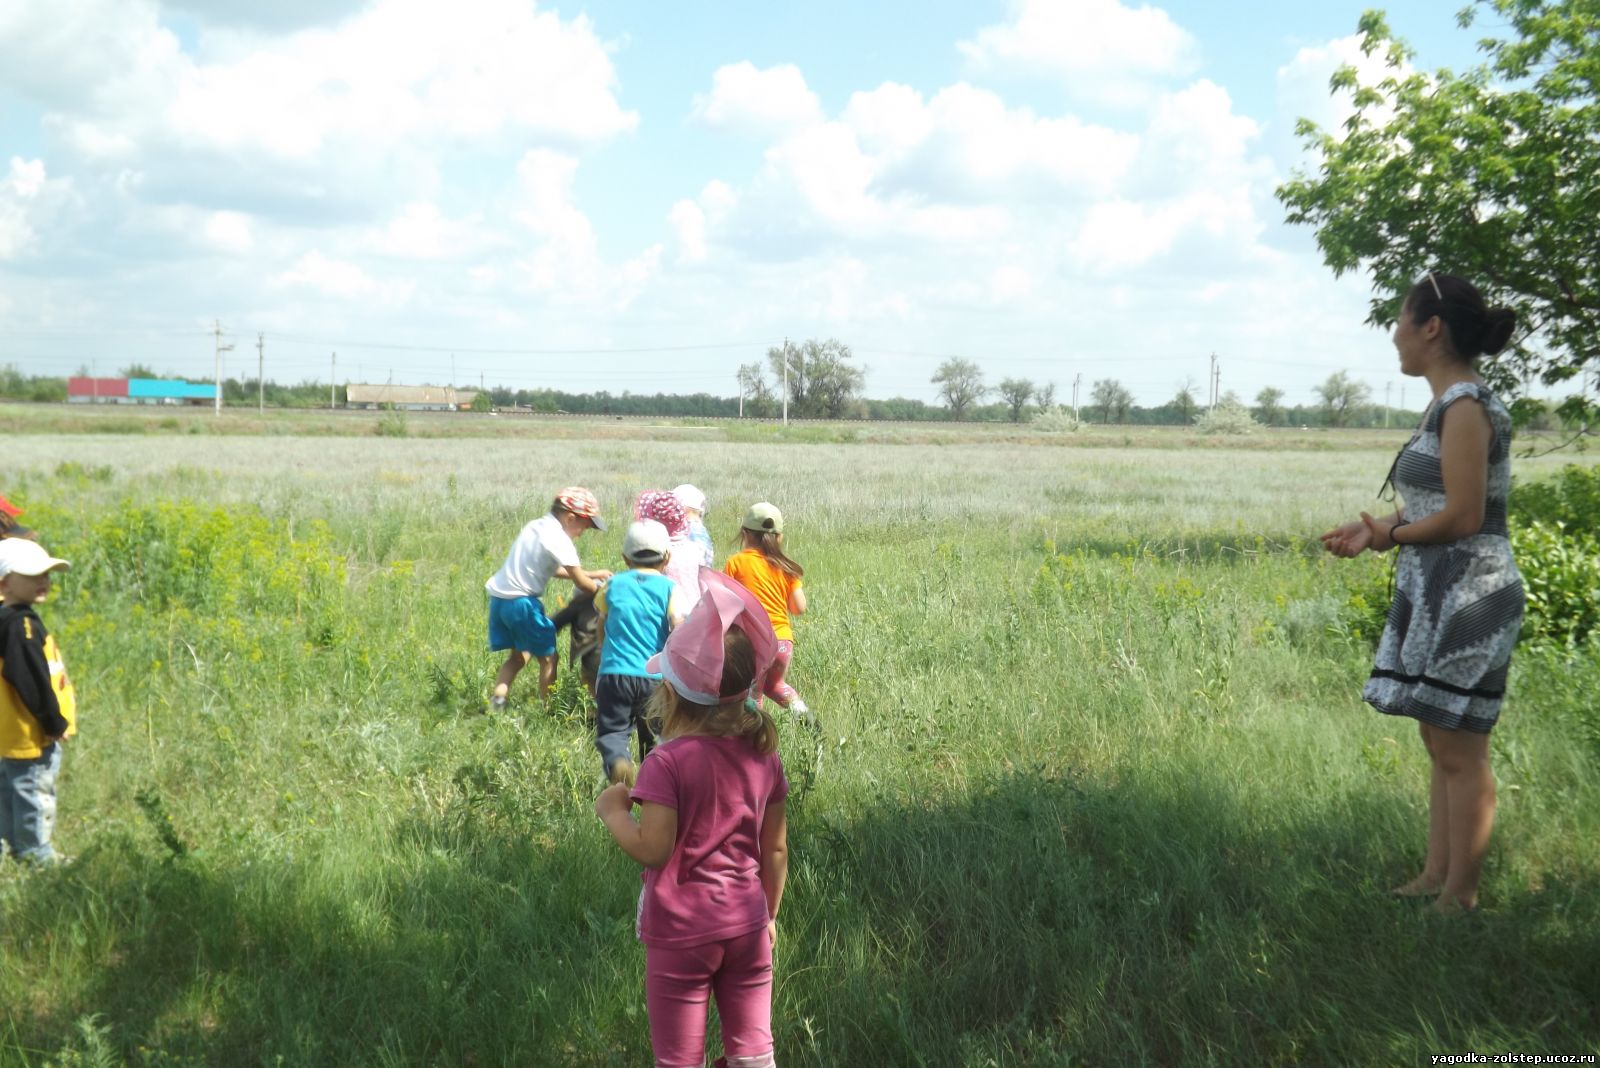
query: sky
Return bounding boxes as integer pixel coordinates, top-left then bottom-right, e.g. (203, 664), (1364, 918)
(0, 0), (1546, 409)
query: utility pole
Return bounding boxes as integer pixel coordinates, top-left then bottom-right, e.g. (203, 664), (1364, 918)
(213, 320), (234, 416)
(330, 353), (337, 410)
(1384, 381), (1392, 428)
(1072, 372), (1082, 420)
(257, 333), (265, 414)
(782, 337), (790, 426)
(1208, 352), (1220, 409)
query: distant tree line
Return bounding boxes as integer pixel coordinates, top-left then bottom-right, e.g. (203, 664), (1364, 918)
(1, 358), (1583, 430)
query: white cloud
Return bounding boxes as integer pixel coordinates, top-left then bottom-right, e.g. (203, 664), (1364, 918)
(693, 62), (822, 134)
(668, 200), (707, 263)
(959, 0), (1198, 105)
(0, 158), (70, 260)
(272, 250), (410, 302)
(203, 210), (253, 254)
(1, 0), (636, 222)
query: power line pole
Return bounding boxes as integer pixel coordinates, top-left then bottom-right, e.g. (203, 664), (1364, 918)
(330, 352), (336, 410)
(1072, 372), (1082, 420)
(257, 332), (265, 414)
(213, 320), (234, 416)
(782, 337), (790, 426)
(1208, 352), (1220, 409)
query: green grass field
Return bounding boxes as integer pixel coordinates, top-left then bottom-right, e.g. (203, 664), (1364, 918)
(1, 410), (1596, 1066)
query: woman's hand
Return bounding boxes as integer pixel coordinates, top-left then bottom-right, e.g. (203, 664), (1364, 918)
(1360, 511), (1397, 553)
(1319, 520), (1372, 558)
(594, 782), (632, 820)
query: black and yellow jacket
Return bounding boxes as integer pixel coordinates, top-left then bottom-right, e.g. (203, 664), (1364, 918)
(0, 605), (76, 759)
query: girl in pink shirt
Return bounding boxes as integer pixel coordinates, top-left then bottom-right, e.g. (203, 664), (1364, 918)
(595, 571), (789, 1068)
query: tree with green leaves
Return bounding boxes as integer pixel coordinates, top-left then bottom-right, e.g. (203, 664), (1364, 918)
(1255, 386), (1285, 427)
(1171, 378), (1199, 425)
(1091, 378), (1134, 424)
(766, 339), (866, 419)
(1316, 370), (1371, 428)
(736, 361), (775, 416)
(932, 358), (987, 420)
(997, 377), (1035, 423)
(1277, 0), (1599, 430)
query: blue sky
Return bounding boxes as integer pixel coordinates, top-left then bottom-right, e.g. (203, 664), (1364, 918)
(0, 0), (1537, 408)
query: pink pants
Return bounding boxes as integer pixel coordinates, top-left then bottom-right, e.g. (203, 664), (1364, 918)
(646, 927), (775, 1068)
(759, 640), (799, 707)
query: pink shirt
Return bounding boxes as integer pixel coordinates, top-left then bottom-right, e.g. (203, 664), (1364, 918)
(630, 734), (788, 949)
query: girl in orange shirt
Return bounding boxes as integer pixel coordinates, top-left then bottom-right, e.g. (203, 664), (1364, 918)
(722, 503), (810, 720)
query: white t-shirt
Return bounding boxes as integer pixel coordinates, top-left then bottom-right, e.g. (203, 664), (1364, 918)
(662, 535), (703, 614)
(485, 514), (580, 599)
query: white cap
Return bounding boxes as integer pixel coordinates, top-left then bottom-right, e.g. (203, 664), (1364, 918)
(672, 484), (707, 514)
(622, 519), (671, 564)
(0, 539), (71, 578)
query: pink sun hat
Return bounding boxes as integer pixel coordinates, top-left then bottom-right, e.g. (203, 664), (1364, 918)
(634, 490), (689, 539)
(647, 568), (777, 704)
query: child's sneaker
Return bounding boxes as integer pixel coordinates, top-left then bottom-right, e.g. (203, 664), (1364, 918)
(488, 694), (508, 714)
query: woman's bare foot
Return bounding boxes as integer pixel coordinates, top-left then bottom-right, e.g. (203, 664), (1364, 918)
(1390, 874), (1445, 898)
(1429, 893), (1478, 915)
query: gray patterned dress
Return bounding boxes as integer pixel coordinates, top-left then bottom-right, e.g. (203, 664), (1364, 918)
(1363, 381), (1525, 733)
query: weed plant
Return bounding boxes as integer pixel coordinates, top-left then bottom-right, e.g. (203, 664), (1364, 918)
(0, 434), (1595, 1065)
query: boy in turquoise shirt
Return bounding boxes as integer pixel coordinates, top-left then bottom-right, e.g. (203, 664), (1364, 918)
(594, 521), (683, 786)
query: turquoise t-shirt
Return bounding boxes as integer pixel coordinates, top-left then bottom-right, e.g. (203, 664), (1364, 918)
(596, 571), (675, 677)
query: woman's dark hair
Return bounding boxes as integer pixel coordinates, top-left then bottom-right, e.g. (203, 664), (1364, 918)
(1405, 272), (1517, 360)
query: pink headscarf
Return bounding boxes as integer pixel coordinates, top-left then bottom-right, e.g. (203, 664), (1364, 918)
(647, 569), (777, 705)
(634, 490), (688, 539)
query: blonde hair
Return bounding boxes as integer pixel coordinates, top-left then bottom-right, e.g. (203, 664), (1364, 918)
(648, 625), (778, 755)
(740, 527), (804, 578)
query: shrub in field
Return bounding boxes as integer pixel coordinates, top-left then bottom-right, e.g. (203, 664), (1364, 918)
(48, 500), (345, 619)
(1513, 520), (1600, 653)
(375, 408), (409, 437)
(1193, 398), (1260, 435)
(1510, 463), (1600, 532)
(1030, 405), (1080, 432)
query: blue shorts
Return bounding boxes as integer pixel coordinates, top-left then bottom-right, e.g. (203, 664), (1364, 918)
(488, 595), (556, 657)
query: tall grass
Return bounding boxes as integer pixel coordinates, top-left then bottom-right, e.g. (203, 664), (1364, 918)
(0, 432), (1596, 1065)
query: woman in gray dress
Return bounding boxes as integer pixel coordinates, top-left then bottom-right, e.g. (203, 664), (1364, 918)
(1321, 271), (1523, 914)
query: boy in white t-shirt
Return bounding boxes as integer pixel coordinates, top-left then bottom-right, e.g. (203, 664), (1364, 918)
(486, 487), (612, 710)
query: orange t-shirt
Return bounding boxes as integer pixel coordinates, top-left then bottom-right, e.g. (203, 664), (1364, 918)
(723, 549), (801, 642)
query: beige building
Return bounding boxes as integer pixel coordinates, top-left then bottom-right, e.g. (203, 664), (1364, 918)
(345, 384), (480, 411)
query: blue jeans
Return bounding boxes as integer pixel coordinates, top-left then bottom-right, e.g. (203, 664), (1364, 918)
(1, 743), (62, 863)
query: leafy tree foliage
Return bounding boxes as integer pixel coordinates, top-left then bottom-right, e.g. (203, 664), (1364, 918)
(1171, 378), (1199, 424)
(931, 358), (987, 420)
(997, 377), (1035, 422)
(1091, 378), (1134, 424)
(1255, 387), (1286, 427)
(1278, 0), (1599, 429)
(736, 362), (777, 417)
(1316, 370), (1371, 428)
(766, 338), (867, 418)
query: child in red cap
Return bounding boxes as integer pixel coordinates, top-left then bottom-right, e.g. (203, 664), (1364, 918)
(485, 488), (612, 709)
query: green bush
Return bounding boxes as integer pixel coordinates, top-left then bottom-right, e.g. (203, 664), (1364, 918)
(1513, 520), (1600, 653)
(374, 409), (409, 438)
(1510, 463), (1600, 531)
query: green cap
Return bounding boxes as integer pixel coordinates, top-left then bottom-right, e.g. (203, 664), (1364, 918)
(741, 502), (783, 534)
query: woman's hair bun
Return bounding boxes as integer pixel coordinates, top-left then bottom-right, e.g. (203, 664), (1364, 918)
(1479, 307), (1516, 356)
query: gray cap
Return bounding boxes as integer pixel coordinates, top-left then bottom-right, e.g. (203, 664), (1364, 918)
(623, 519), (671, 563)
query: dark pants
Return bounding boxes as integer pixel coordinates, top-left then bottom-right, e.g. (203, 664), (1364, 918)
(595, 674), (658, 776)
